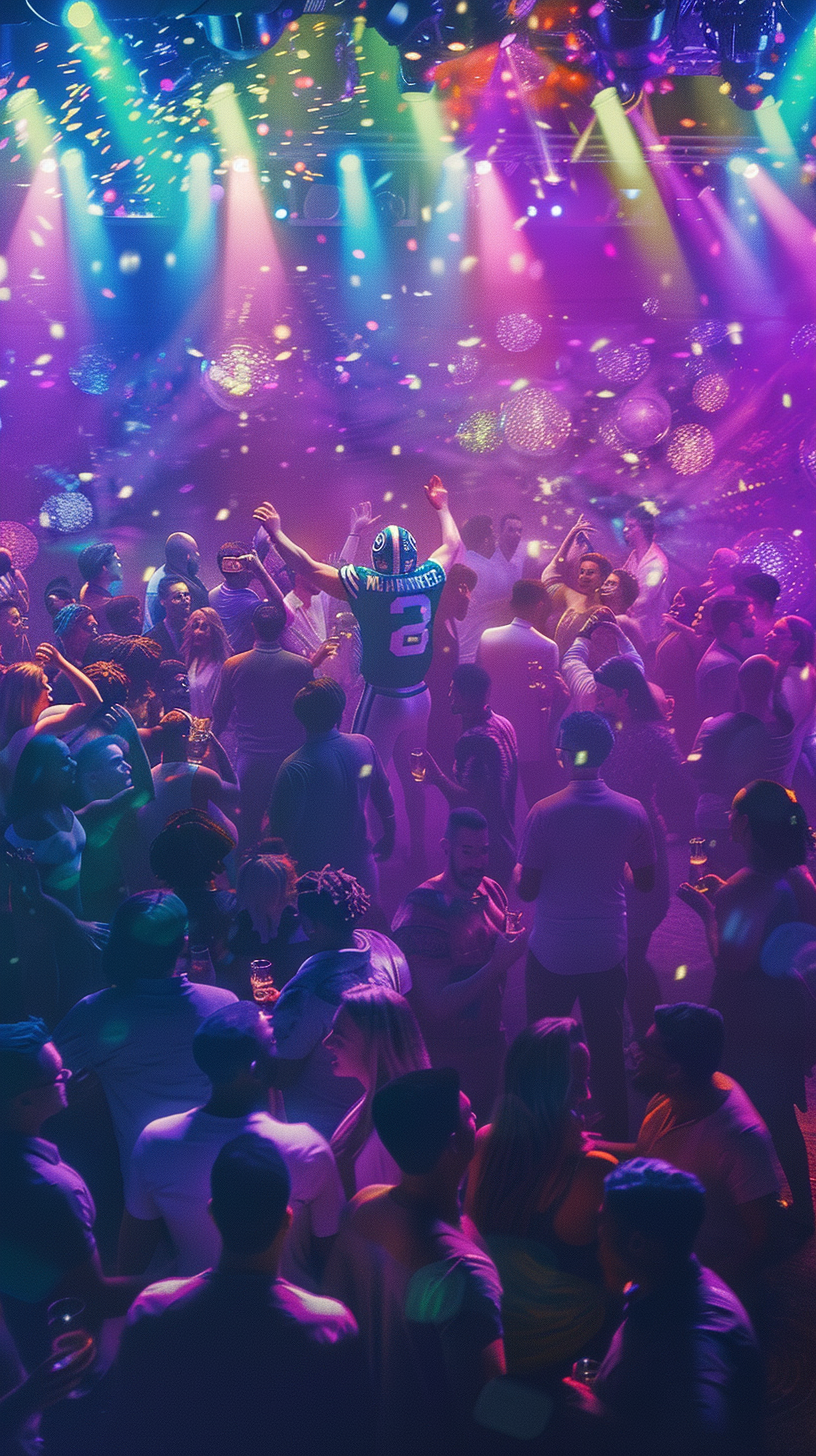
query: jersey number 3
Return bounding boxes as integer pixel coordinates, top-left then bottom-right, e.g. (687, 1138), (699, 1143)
(389, 594), (431, 657)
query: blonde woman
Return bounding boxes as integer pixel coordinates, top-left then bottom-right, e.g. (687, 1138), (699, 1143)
(182, 607), (233, 725)
(325, 986), (430, 1196)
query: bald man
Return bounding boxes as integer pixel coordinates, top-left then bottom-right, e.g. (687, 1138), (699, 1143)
(144, 533), (209, 630)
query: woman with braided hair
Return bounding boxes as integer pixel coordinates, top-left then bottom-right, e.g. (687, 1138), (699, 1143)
(270, 868), (410, 1138)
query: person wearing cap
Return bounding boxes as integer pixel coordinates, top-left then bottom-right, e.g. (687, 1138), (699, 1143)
(53, 892), (237, 1171)
(111, 1134), (368, 1456)
(325, 1068), (505, 1456)
(561, 1158), (763, 1456)
(0, 1018), (148, 1374)
(593, 1003), (778, 1289)
(77, 543), (124, 613)
(120, 1004), (344, 1293)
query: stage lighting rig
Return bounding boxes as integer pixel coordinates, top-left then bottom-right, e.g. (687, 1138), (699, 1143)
(590, 0), (670, 95)
(699, 0), (778, 107)
(200, 10), (294, 56)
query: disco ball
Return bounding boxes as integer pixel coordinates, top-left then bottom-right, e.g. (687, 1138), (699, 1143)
(503, 387), (572, 456)
(0, 521), (38, 569)
(666, 422), (715, 475)
(684, 355), (711, 381)
(688, 320), (728, 347)
(448, 351), (479, 386)
(799, 434), (816, 487)
(596, 344), (650, 386)
(456, 411), (502, 454)
(599, 414), (625, 451)
(692, 373), (730, 412)
(69, 346), (116, 395)
(615, 391), (672, 448)
(202, 340), (279, 412)
(736, 528), (813, 614)
(791, 324), (816, 359)
(642, 297), (660, 316)
(39, 493), (94, 534)
(496, 312), (542, 353)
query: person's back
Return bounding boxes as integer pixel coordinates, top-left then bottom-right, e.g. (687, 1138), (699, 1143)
(521, 775), (653, 974)
(329, 1188), (502, 1455)
(216, 642), (313, 756)
(55, 980), (236, 1170)
(325, 1070), (504, 1456)
(113, 1133), (367, 1456)
(476, 584), (558, 767)
(269, 680), (395, 894)
(585, 1159), (764, 1456)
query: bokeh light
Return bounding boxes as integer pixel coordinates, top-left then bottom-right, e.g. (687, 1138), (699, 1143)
(496, 312), (542, 353)
(68, 346), (116, 395)
(597, 344), (650, 386)
(666, 423), (715, 475)
(503, 388), (572, 456)
(455, 411), (502, 453)
(0, 522), (38, 570)
(692, 373), (730, 412)
(39, 493), (94, 533)
(202, 341), (279, 412)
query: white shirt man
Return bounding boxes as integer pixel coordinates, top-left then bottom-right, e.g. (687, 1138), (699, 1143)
(476, 578), (561, 806)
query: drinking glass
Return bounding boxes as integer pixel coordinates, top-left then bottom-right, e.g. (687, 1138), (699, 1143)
(410, 750), (426, 782)
(250, 959), (278, 1005)
(47, 1299), (95, 1396)
(570, 1358), (600, 1387)
(189, 945), (216, 985)
(688, 837), (708, 884)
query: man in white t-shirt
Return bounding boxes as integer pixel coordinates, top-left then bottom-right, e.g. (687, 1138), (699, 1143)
(476, 578), (564, 807)
(457, 514), (525, 664)
(119, 1003), (344, 1291)
(517, 711), (656, 1138)
(596, 1003), (779, 1289)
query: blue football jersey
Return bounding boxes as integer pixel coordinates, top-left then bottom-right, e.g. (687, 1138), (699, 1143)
(339, 560), (446, 690)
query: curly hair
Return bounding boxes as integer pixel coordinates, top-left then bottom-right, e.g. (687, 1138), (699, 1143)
(295, 866), (370, 926)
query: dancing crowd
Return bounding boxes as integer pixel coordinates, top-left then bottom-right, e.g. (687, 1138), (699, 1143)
(0, 487), (814, 1455)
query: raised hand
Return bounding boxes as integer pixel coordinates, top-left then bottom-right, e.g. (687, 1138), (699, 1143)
(350, 501), (381, 534)
(35, 641), (63, 669)
(424, 475), (448, 512)
(253, 502), (281, 536)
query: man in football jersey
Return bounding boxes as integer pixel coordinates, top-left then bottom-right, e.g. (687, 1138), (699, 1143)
(253, 480), (461, 863)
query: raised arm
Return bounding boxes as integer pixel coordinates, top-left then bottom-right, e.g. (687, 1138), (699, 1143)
(541, 514), (596, 584)
(425, 476), (464, 574)
(253, 502), (347, 601)
(336, 501), (382, 567)
(33, 643), (103, 736)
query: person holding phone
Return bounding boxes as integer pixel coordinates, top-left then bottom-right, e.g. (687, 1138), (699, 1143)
(208, 541), (293, 655)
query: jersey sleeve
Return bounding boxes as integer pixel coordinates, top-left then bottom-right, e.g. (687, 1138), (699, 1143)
(338, 564), (362, 601)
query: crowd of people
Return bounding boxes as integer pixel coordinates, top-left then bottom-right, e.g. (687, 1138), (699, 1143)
(0, 487), (814, 1454)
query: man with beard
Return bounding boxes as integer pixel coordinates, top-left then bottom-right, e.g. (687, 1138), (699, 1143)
(391, 808), (526, 1121)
